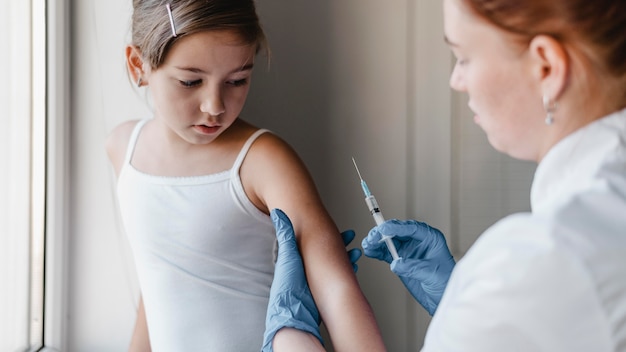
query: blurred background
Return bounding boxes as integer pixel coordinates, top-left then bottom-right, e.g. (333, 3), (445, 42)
(1, 0), (535, 350)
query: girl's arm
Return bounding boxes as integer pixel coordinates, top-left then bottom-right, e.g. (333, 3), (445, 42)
(242, 133), (386, 351)
(128, 296), (151, 352)
(105, 121), (151, 351)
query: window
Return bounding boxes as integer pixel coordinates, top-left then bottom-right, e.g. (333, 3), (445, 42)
(0, 1), (69, 350)
(1, 1), (45, 349)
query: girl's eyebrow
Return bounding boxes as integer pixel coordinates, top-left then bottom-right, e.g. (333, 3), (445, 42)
(174, 63), (254, 74)
(235, 63), (254, 73)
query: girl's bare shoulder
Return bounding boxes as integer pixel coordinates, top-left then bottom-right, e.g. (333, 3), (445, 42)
(105, 119), (143, 175)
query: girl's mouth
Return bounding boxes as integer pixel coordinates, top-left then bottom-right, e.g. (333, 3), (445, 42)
(193, 124), (221, 135)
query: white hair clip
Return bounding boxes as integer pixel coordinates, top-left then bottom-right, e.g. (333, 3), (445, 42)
(166, 3), (177, 37)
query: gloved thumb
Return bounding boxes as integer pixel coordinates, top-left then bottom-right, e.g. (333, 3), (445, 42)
(270, 209), (308, 290)
(271, 209), (299, 255)
(264, 209), (323, 350)
(362, 228), (393, 263)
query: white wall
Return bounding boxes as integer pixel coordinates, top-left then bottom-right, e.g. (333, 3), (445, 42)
(67, 1), (533, 351)
(69, 0), (143, 350)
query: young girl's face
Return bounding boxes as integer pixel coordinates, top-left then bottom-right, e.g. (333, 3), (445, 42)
(443, 0), (546, 161)
(145, 30), (256, 145)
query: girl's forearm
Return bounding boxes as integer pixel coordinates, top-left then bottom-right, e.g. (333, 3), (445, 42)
(128, 296), (151, 352)
(318, 284), (387, 351)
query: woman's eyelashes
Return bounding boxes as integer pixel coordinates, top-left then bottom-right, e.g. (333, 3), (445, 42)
(450, 49), (468, 67)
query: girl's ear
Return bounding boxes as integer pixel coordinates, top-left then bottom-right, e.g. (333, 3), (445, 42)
(528, 35), (569, 101)
(126, 45), (146, 86)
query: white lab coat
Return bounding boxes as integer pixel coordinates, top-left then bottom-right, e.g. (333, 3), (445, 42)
(423, 108), (626, 352)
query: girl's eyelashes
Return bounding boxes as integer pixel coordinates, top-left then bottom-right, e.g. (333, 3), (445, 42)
(177, 78), (249, 88)
(227, 78), (248, 87)
(179, 79), (202, 87)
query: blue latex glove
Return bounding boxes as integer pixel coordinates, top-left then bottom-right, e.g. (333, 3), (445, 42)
(342, 229), (362, 273)
(362, 219), (456, 316)
(262, 209), (324, 351)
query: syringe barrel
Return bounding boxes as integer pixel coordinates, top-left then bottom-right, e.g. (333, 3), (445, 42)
(365, 195), (400, 260)
(372, 211), (385, 226)
(365, 196), (383, 220)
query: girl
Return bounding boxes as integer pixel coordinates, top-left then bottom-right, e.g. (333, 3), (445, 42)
(106, 1), (386, 351)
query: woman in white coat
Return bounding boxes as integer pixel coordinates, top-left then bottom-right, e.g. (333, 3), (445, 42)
(262, 0), (626, 350)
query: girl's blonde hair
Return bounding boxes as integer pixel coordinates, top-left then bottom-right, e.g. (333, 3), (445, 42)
(130, 0), (268, 69)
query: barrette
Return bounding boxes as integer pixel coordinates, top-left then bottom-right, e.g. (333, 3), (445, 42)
(166, 3), (177, 37)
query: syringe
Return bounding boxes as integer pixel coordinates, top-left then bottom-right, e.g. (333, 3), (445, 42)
(352, 158), (400, 260)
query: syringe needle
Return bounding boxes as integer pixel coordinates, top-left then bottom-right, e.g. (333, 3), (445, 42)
(351, 157), (400, 260)
(352, 157), (372, 197)
(352, 157), (363, 180)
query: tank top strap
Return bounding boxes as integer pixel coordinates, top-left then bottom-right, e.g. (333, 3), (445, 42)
(123, 119), (150, 165)
(232, 128), (270, 173)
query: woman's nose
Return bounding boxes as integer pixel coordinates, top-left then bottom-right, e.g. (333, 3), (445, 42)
(449, 63), (465, 92)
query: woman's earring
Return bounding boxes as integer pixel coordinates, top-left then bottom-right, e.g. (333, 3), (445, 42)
(542, 95), (557, 125)
(137, 77), (143, 88)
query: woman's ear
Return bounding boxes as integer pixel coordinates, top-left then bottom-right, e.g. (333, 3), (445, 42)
(126, 45), (146, 87)
(528, 35), (569, 101)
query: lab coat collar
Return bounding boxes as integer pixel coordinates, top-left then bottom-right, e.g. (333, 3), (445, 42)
(530, 107), (626, 214)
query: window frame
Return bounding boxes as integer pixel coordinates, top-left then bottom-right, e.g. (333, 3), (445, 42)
(0, 0), (70, 351)
(41, 0), (71, 350)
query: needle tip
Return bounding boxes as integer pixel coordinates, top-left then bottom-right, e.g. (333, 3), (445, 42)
(351, 157), (363, 180)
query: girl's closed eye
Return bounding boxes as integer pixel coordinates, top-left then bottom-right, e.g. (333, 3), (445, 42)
(227, 78), (249, 87)
(179, 79), (202, 88)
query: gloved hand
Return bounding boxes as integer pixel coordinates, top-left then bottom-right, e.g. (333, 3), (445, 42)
(262, 209), (323, 351)
(362, 219), (455, 316)
(341, 229), (362, 273)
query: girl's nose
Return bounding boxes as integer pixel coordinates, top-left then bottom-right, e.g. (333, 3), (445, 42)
(200, 88), (226, 117)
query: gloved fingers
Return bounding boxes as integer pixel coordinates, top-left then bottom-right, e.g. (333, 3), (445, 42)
(340, 229), (356, 246)
(361, 228), (393, 263)
(391, 257), (453, 289)
(392, 259), (443, 316)
(390, 257), (438, 282)
(347, 248), (362, 273)
(341, 229), (360, 272)
(375, 219), (428, 241)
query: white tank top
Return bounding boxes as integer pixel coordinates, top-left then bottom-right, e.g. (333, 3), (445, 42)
(117, 119), (276, 351)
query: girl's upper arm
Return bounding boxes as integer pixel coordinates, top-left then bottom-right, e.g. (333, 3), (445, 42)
(242, 133), (386, 350)
(241, 133), (354, 285)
